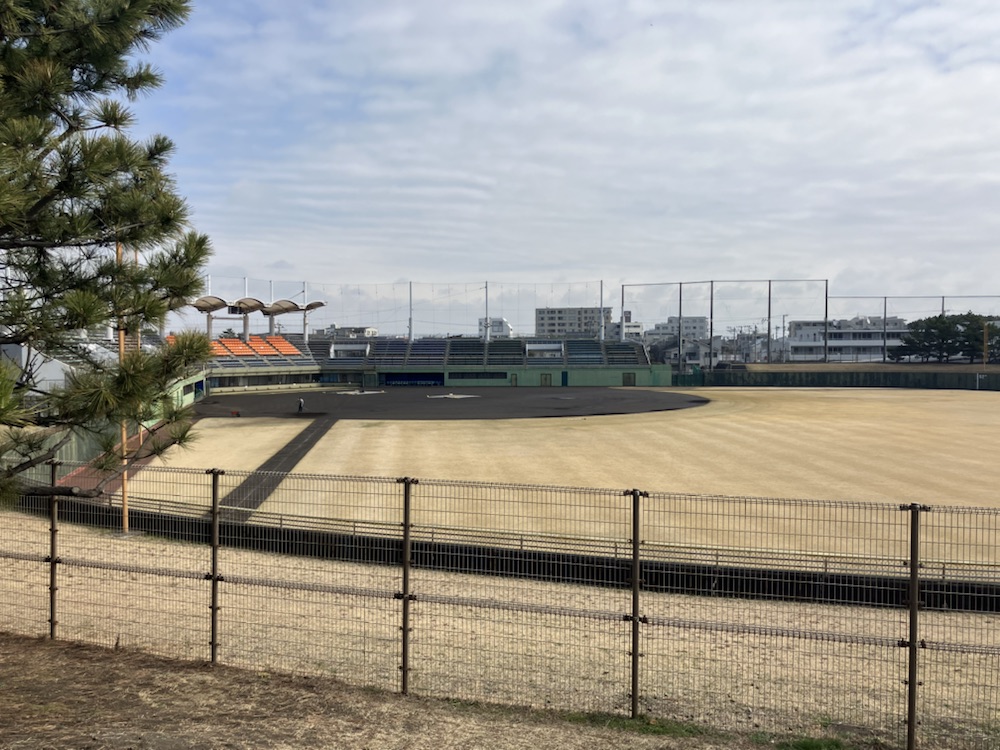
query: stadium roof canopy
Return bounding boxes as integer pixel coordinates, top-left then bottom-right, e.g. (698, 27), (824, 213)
(190, 296), (325, 316)
(190, 295), (228, 313)
(262, 300), (326, 316)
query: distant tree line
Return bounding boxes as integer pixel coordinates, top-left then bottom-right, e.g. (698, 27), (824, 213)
(890, 313), (1000, 363)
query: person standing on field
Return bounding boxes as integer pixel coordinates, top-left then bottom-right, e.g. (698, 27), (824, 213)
(297, 397), (304, 413)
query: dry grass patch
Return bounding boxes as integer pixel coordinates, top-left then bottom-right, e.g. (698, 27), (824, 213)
(0, 632), (755, 750)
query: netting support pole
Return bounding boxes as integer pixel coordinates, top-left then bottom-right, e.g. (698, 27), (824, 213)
(620, 285), (626, 342)
(397, 477), (417, 695)
(627, 488), (648, 718)
(902, 502), (928, 750)
(47, 460), (61, 640)
(207, 469), (225, 665)
(883, 297), (889, 363)
(677, 284), (684, 373)
(824, 280), (830, 363)
(767, 280), (773, 364)
(708, 281), (715, 371)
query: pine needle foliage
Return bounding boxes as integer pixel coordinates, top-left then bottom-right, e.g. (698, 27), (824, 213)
(0, 1), (211, 494)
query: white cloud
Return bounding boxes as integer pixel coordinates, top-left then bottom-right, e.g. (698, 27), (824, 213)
(132, 0), (1000, 332)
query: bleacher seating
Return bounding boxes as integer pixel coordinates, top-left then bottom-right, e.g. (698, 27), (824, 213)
(210, 340), (231, 357)
(306, 339), (333, 361)
(446, 339), (485, 365)
(266, 335), (303, 356)
(367, 338), (408, 365)
(217, 338), (276, 367)
(199, 334), (654, 378)
(604, 341), (645, 365)
(204, 333), (315, 366)
(485, 339), (525, 365)
(565, 339), (605, 365)
(407, 338), (447, 366)
(248, 336), (281, 356)
(219, 338), (256, 356)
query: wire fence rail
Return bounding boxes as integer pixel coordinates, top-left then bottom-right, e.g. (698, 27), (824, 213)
(2, 462), (999, 750)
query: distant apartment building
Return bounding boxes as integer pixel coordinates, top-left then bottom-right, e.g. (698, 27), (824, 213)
(607, 320), (644, 340)
(645, 316), (710, 341)
(788, 316), (908, 362)
(535, 307), (612, 337)
(479, 317), (514, 339)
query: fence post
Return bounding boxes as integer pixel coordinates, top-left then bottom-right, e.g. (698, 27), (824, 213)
(206, 469), (225, 665)
(47, 460), (61, 640)
(625, 488), (649, 719)
(396, 477), (417, 695)
(902, 503), (929, 750)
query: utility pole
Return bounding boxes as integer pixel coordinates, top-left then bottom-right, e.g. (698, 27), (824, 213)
(116, 240), (129, 534)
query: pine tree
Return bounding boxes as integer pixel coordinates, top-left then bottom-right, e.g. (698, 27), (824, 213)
(0, 0), (211, 495)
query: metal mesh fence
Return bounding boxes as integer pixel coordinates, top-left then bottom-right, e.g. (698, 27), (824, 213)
(406, 480), (632, 711)
(916, 506), (1000, 749)
(2, 464), (999, 748)
(48, 465), (212, 660)
(215, 472), (401, 689)
(640, 493), (910, 742)
(1, 505), (49, 637)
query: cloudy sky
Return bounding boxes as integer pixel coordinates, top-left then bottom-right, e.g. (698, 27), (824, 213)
(131, 0), (1000, 331)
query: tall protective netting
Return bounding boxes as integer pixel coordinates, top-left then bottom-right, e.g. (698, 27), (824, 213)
(621, 279), (827, 362)
(187, 276), (612, 339)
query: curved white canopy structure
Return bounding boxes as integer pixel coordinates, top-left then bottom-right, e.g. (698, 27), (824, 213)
(190, 296), (326, 341)
(190, 295), (228, 314)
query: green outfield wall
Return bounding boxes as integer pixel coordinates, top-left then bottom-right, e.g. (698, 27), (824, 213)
(372, 366), (671, 387)
(693, 369), (1000, 390)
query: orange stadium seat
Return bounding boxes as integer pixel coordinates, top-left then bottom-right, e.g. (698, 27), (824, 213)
(266, 335), (302, 356)
(219, 338), (256, 356)
(248, 336), (281, 356)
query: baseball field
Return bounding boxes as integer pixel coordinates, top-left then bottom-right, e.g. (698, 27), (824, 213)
(5, 385), (998, 748)
(150, 386), (1000, 506)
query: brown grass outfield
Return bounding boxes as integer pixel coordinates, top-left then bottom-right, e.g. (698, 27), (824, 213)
(152, 387), (1000, 507)
(140, 387), (1000, 566)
